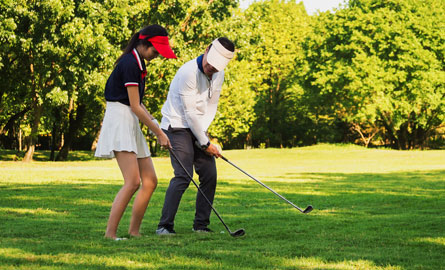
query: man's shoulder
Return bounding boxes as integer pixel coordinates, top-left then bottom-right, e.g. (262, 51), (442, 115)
(176, 58), (199, 79)
(215, 69), (225, 79)
(179, 58), (198, 71)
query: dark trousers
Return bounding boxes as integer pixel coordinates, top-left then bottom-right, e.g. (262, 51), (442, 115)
(158, 127), (217, 230)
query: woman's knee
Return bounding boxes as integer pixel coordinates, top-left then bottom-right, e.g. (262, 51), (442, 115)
(142, 176), (157, 191)
(124, 180), (141, 192)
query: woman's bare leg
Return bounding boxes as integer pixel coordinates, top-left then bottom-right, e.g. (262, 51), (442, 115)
(128, 157), (158, 236)
(105, 151), (140, 239)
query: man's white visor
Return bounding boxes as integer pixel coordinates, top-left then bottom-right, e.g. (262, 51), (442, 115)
(206, 39), (234, 71)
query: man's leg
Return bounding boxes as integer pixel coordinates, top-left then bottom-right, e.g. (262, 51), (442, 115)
(158, 128), (195, 231)
(193, 144), (217, 230)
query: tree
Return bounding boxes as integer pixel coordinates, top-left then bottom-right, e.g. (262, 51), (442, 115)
(0, 0), (241, 159)
(300, 0), (445, 149)
(0, 0), (82, 161)
(235, 0), (310, 147)
(0, 1), (30, 150)
(55, 0), (131, 160)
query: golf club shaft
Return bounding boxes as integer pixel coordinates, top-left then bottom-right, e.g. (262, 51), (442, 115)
(221, 156), (308, 213)
(168, 149), (233, 234)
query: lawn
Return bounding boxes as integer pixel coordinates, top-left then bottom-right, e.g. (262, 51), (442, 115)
(0, 145), (444, 269)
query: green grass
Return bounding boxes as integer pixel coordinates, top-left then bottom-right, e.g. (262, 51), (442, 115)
(0, 149), (170, 161)
(0, 150), (100, 161)
(0, 145), (444, 269)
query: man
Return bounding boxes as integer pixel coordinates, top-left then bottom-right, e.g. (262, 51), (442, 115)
(156, 37), (235, 234)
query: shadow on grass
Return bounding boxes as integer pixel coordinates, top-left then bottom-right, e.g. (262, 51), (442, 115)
(0, 150), (100, 161)
(0, 170), (444, 269)
(0, 149), (171, 161)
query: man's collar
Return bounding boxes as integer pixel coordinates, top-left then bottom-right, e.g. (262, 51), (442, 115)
(196, 54), (205, 75)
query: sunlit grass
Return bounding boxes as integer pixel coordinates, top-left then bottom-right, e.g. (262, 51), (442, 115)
(414, 237), (445, 246)
(0, 145), (444, 269)
(282, 257), (403, 270)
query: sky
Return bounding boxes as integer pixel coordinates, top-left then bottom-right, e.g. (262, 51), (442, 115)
(239, 0), (348, 15)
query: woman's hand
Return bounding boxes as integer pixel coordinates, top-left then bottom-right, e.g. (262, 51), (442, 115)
(157, 130), (172, 149)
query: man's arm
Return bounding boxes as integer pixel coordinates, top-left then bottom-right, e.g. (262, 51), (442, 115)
(179, 71), (209, 146)
(179, 71), (221, 157)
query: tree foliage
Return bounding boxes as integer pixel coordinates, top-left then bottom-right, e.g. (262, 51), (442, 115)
(219, 0), (311, 148)
(0, 0), (443, 160)
(300, 0), (445, 149)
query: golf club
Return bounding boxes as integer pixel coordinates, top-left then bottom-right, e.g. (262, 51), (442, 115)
(220, 156), (313, 214)
(168, 148), (245, 237)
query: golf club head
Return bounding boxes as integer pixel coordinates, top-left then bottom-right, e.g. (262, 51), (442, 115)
(230, 229), (246, 237)
(303, 205), (313, 214)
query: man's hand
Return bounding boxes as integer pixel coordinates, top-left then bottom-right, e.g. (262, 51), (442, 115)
(205, 143), (222, 158)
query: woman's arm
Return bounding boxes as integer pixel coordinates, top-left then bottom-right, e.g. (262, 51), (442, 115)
(127, 86), (171, 148)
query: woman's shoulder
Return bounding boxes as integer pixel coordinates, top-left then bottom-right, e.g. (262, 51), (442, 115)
(116, 53), (138, 69)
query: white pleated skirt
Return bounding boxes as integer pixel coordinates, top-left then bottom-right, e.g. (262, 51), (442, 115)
(94, 101), (150, 159)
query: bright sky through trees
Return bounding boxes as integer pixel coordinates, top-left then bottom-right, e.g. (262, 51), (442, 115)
(239, 0), (348, 15)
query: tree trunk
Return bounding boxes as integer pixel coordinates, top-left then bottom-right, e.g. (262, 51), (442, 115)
(19, 129), (22, 151)
(50, 108), (62, 161)
(56, 104), (86, 161)
(352, 123), (378, 148)
(23, 104), (42, 162)
(23, 60), (39, 162)
(0, 107), (29, 137)
(397, 122), (409, 150)
(378, 111), (399, 149)
(90, 125), (101, 152)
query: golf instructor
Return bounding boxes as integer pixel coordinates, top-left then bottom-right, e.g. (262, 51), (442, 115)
(156, 37), (235, 235)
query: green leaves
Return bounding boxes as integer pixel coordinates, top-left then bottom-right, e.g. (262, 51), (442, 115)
(0, 0), (443, 154)
(300, 0), (445, 148)
(226, 0), (310, 147)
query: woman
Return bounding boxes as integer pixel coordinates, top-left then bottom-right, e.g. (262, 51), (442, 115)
(95, 24), (175, 240)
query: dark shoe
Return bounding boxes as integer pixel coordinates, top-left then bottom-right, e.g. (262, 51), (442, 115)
(156, 227), (176, 235)
(192, 227), (213, 233)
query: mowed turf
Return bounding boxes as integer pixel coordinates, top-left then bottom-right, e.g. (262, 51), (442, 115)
(0, 145), (444, 270)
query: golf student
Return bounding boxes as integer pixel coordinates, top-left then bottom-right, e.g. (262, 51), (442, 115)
(156, 37), (235, 235)
(94, 25), (176, 240)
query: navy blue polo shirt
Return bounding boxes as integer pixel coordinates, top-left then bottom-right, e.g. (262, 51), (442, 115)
(104, 48), (146, 105)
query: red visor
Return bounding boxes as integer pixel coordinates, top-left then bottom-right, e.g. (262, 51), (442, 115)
(139, 34), (177, 59)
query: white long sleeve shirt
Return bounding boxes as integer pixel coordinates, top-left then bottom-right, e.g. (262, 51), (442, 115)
(160, 57), (224, 145)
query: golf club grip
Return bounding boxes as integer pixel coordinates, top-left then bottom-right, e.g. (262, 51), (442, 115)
(221, 155), (307, 213)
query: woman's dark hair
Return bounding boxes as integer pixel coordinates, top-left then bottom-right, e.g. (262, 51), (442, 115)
(115, 24), (169, 65)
